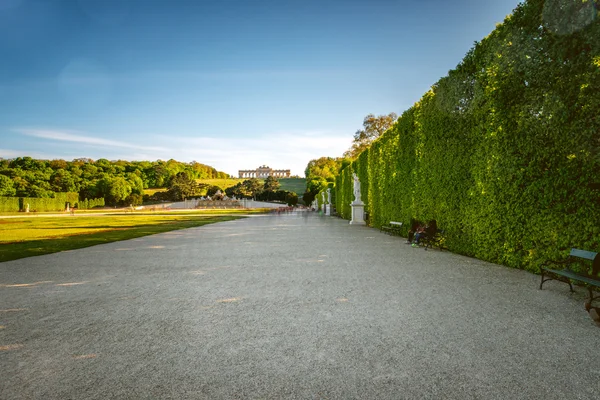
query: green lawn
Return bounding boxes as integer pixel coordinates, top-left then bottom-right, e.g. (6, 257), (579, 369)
(0, 214), (243, 262)
(278, 178), (306, 194)
(144, 188), (167, 196)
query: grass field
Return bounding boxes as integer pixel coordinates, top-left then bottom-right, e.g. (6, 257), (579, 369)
(278, 178), (306, 194)
(144, 188), (167, 196)
(0, 214), (243, 262)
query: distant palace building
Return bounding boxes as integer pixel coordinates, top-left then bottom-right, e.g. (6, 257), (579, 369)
(239, 165), (290, 178)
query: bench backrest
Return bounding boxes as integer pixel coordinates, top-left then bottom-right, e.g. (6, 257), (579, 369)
(569, 248), (597, 260)
(570, 248), (600, 276)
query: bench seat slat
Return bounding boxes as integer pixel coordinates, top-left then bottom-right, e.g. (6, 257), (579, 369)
(543, 268), (600, 287)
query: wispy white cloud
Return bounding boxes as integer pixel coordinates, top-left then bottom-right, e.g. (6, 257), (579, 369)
(15, 128), (165, 152)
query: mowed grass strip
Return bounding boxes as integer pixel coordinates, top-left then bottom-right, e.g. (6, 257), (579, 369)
(0, 215), (242, 262)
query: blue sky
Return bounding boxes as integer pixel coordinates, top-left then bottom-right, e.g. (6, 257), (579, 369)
(0, 0), (519, 177)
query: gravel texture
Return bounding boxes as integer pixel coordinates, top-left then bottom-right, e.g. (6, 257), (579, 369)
(1, 211), (599, 399)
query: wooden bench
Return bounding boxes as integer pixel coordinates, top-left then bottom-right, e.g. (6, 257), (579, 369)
(540, 248), (600, 308)
(421, 228), (445, 250)
(381, 221), (403, 236)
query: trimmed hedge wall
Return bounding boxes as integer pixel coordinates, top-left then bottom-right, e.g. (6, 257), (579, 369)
(19, 192), (80, 212)
(0, 197), (20, 213)
(335, 0), (600, 273)
(0, 193), (107, 212)
(76, 197), (105, 210)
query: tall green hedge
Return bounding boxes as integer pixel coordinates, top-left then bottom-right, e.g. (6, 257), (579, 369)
(316, 183), (336, 212)
(0, 197), (20, 213)
(335, 0), (600, 273)
(20, 192), (80, 212)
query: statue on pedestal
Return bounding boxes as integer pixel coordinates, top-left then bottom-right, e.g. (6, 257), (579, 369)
(352, 173), (362, 203)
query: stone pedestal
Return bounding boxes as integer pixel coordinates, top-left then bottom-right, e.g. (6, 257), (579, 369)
(349, 201), (365, 225)
(325, 203), (331, 216)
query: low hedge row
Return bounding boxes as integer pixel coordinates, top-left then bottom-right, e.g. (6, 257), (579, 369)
(0, 193), (105, 212)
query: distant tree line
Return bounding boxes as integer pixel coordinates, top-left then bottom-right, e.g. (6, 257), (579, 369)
(0, 157), (229, 206)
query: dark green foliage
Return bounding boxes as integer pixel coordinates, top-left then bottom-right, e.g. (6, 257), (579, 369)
(167, 172), (204, 201)
(285, 192), (299, 207)
(335, 0), (600, 273)
(206, 185), (223, 197)
(263, 176), (280, 192)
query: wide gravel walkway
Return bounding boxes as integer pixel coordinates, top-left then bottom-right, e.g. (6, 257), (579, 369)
(1, 211), (598, 399)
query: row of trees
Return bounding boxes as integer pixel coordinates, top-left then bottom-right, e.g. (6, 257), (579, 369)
(0, 157), (229, 206)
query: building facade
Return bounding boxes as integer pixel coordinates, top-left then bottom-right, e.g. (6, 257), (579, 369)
(239, 165), (290, 178)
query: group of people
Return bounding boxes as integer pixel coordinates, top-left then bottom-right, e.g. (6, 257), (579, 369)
(407, 219), (437, 247)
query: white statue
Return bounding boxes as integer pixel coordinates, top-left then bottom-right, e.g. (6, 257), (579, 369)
(321, 191), (326, 204)
(327, 188), (331, 204)
(352, 173), (361, 203)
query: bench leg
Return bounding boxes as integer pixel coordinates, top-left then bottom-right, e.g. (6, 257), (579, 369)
(589, 287), (599, 307)
(540, 270), (574, 292)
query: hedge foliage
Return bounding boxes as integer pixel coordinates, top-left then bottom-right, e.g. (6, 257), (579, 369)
(0, 197), (20, 213)
(77, 197), (105, 210)
(20, 192), (79, 212)
(0, 193), (107, 212)
(335, 0), (600, 273)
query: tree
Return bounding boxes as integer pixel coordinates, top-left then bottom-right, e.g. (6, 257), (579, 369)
(241, 178), (263, 199)
(285, 192), (298, 207)
(206, 185), (222, 197)
(0, 174), (16, 196)
(108, 177), (132, 205)
(343, 112), (398, 159)
(302, 191), (315, 206)
(97, 175), (132, 206)
(50, 169), (78, 193)
(167, 172), (203, 201)
(263, 176), (280, 192)
(304, 157), (345, 180)
(225, 182), (243, 198)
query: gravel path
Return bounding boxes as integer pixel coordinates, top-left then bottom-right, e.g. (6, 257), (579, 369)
(1, 211), (598, 399)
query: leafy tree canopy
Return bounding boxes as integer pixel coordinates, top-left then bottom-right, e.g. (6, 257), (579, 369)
(263, 176), (280, 192)
(343, 113), (398, 159)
